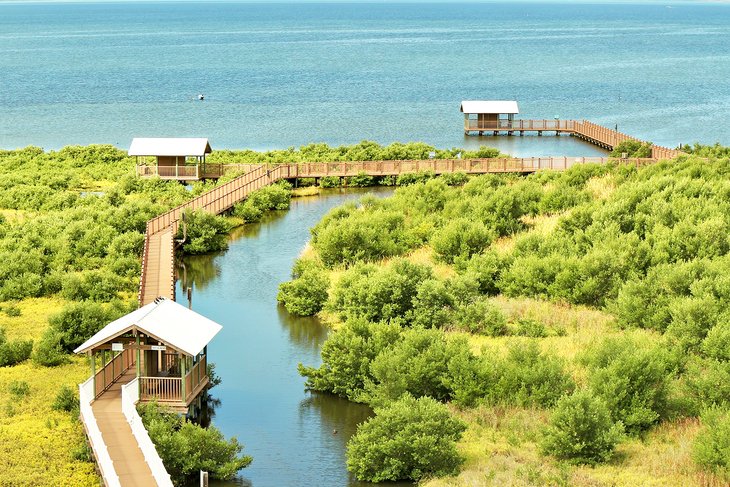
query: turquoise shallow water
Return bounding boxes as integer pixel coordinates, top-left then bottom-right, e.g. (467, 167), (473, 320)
(1, 2), (729, 155)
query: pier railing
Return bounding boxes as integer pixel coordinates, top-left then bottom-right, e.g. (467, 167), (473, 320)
(139, 355), (208, 403)
(79, 378), (121, 487)
(122, 379), (174, 487)
(94, 348), (135, 398)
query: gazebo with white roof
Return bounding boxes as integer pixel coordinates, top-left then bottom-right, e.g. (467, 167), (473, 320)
(460, 100), (520, 134)
(130, 137), (212, 181)
(75, 297), (222, 412)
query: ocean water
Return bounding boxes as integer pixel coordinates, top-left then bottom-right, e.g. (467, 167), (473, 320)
(1, 2), (729, 156)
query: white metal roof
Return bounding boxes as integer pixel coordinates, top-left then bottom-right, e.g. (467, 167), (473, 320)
(73, 298), (222, 357)
(128, 138), (212, 157)
(460, 100), (519, 115)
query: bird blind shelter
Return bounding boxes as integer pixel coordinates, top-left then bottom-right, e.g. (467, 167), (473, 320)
(461, 100), (520, 134)
(130, 137), (212, 180)
(74, 297), (222, 413)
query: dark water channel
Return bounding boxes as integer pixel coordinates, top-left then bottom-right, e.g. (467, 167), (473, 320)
(175, 188), (409, 487)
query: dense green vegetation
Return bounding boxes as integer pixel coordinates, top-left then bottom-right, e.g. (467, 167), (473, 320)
(138, 402), (252, 484)
(0, 141), (508, 484)
(287, 151), (730, 483)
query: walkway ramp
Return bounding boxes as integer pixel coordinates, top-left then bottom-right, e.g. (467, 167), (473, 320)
(139, 228), (175, 305)
(92, 370), (157, 487)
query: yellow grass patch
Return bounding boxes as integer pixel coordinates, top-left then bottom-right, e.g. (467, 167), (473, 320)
(585, 175), (616, 201)
(0, 297), (99, 485)
(291, 186), (321, 197)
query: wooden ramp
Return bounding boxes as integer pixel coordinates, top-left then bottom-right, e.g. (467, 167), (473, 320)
(92, 370), (157, 487)
(139, 228), (175, 305)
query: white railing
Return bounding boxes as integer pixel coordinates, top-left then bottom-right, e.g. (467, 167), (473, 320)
(79, 378), (121, 487)
(121, 378), (174, 487)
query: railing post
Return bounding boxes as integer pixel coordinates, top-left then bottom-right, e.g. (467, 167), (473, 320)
(180, 354), (187, 401)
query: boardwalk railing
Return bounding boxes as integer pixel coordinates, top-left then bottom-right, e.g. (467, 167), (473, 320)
(121, 379), (174, 487)
(139, 356), (208, 403)
(137, 151), (682, 305)
(94, 348), (135, 399)
(462, 119), (682, 160)
(79, 378), (121, 487)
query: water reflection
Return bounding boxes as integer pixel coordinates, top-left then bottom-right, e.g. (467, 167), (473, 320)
(277, 305), (329, 353)
(178, 255), (222, 292)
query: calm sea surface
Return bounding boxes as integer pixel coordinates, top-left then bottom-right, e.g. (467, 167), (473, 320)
(1, 2), (730, 156)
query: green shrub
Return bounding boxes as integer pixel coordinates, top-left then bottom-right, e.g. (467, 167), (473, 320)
(319, 176), (341, 188)
(177, 209), (232, 254)
(431, 218), (495, 265)
(330, 260), (433, 324)
(277, 268), (329, 316)
(455, 299), (508, 336)
(298, 320), (402, 403)
(0, 330), (33, 367)
(703, 323), (730, 361)
(410, 279), (455, 329)
(693, 408), (730, 479)
(611, 140), (653, 158)
(32, 330), (68, 366)
(138, 402), (252, 484)
(458, 251), (504, 296)
(345, 172), (375, 187)
(51, 385), (78, 413)
(582, 336), (675, 434)
(396, 171), (434, 186)
(514, 318), (548, 338)
(48, 302), (125, 353)
(367, 329), (472, 404)
(682, 357), (730, 410)
(491, 341), (574, 407)
(3, 304), (21, 317)
(346, 395), (466, 482)
(540, 390), (623, 465)
(439, 172), (469, 186)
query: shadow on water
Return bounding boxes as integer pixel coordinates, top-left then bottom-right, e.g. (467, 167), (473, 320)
(276, 304), (329, 354)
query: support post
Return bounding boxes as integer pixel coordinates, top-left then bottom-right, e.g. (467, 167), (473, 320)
(136, 333), (141, 394)
(180, 353), (187, 401)
(90, 351), (96, 395)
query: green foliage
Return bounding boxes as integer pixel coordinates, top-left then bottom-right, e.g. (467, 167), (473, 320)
(298, 320), (402, 402)
(431, 218), (496, 264)
(177, 209), (232, 255)
(51, 385), (78, 413)
(319, 176), (341, 188)
(312, 204), (417, 267)
(703, 323), (730, 361)
(346, 395), (466, 482)
(455, 298), (508, 336)
(345, 172), (375, 187)
(47, 302), (126, 353)
(367, 329), (473, 404)
(138, 402), (252, 484)
(581, 336), (675, 434)
(693, 408), (730, 479)
(329, 260), (433, 324)
(491, 341), (575, 408)
(232, 183), (291, 223)
(32, 330), (68, 366)
(0, 328), (33, 367)
(439, 171), (469, 186)
(540, 390), (624, 465)
(611, 140), (653, 158)
(277, 263), (329, 316)
(514, 318), (548, 338)
(410, 279), (455, 329)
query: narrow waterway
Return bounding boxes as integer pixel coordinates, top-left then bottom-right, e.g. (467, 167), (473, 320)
(175, 188), (405, 487)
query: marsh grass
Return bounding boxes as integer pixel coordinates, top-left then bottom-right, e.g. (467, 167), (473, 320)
(0, 298), (97, 485)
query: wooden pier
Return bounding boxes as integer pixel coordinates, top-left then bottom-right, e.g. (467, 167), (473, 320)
(136, 153), (677, 307)
(463, 119), (680, 160)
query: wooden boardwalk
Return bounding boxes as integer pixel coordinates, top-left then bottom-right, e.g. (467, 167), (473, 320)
(92, 369), (157, 487)
(462, 119), (680, 160)
(136, 154), (677, 306)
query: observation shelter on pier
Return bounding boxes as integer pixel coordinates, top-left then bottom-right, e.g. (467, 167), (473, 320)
(461, 100), (520, 134)
(131, 137), (212, 180)
(74, 297), (222, 485)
